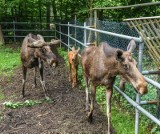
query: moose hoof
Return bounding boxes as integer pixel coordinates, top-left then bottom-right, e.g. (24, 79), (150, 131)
(44, 92), (49, 99)
(107, 129), (111, 134)
(87, 113), (93, 123)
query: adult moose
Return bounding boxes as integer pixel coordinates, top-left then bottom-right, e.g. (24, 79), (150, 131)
(81, 40), (147, 134)
(20, 33), (60, 98)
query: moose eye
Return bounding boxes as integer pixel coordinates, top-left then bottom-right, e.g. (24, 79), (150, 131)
(42, 48), (47, 53)
(128, 57), (133, 62)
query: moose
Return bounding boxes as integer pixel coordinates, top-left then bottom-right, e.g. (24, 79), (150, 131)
(81, 39), (147, 134)
(20, 33), (60, 98)
(68, 46), (80, 88)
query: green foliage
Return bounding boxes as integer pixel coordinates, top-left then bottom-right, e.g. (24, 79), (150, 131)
(24, 100), (41, 107)
(0, 87), (5, 100)
(3, 98), (54, 109)
(0, 0), (159, 22)
(0, 45), (20, 77)
(3, 101), (23, 109)
(151, 125), (160, 134)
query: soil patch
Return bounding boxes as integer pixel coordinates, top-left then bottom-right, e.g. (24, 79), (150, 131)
(0, 46), (115, 134)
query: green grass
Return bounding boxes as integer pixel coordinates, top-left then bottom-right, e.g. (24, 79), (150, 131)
(0, 87), (5, 100)
(111, 106), (135, 134)
(3, 98), (54, 109)
(0, 45), (20, 102)
(0, 45), (20, 77)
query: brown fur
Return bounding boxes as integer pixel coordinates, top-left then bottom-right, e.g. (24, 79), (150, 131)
(81, 40), (147, 134)
(67, 47), (80, 88)
(20, 33), (60, 98)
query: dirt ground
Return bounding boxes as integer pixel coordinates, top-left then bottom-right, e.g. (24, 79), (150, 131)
(0, 46), (116, 134)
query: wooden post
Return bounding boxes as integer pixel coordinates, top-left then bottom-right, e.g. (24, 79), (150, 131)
(94, 9), (98, 46)
(0, 25), (4, 45)
(87, 9), (94, 44)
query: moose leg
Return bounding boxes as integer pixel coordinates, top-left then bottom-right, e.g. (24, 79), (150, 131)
(22, 65), (27, 98)
(39, 62), (48, 98)
(84, 74), (89, 111)
(33, 67), (37, 88)
(118, 77), (126, 104)
(88, 84), (96, 122)
(72, 71), (77, 88)
(119, 77), (126, 91)
(106, 88), (113, 134)
(68, 63), (71, 82)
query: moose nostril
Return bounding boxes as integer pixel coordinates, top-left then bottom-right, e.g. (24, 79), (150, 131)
(137, 83), (148, 95)
(124, 64), (128, 70)
(139, 87), (148, 95)
(51, 62), (56, 68)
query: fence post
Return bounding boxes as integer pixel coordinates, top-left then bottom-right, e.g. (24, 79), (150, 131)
(74, 14), (77, 46)
(55, 24), (57, 39)
(84, 22), (87, 47)
(13, 20), (16, 42)
(94, 9), (98, 45)
(59, 23), (61, 48)
(68, 22), (70, 51)
(135, 41), (144, 134)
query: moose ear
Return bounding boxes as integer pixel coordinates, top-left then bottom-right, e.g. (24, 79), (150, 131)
(127, 39), (136, 53)
(50, 39), (60, 45)
(27, 37), (36, 43)
(77, 47), (80, 52)
(28, 40), (44, 48)
(72, 46), (75, 51)
(37, 34), (45, 42)
(116, 50), (123, 61)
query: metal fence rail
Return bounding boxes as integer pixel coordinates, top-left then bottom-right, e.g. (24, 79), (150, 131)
(55, 21), (160, 134)
(0, 21), (55, 42)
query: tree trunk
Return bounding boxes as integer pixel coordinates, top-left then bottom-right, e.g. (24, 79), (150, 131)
(52, 0), (57, 21)
(0, 25), (4, 45)
(60, 0), (62, 21)
(87, 0), (95, 43)
(46, 0), (50, 30)
(38, 0), (42, 30)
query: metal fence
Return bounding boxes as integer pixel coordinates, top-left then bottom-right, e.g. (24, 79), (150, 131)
(0, 21), (55, 43)
(55, 19), (160, 134)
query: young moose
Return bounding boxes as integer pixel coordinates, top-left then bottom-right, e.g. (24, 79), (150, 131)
(68, 46), (80, 88)
(20, 33), (60, 98)
(81, 40), (147, 134)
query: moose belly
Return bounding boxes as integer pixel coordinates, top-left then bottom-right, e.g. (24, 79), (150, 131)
(91, 72), (116, 87)
(23, 58), (39, 68)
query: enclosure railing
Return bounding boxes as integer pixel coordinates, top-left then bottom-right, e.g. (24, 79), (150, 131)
(0, 21), (55, 42)
(55, 22), (160, 134)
